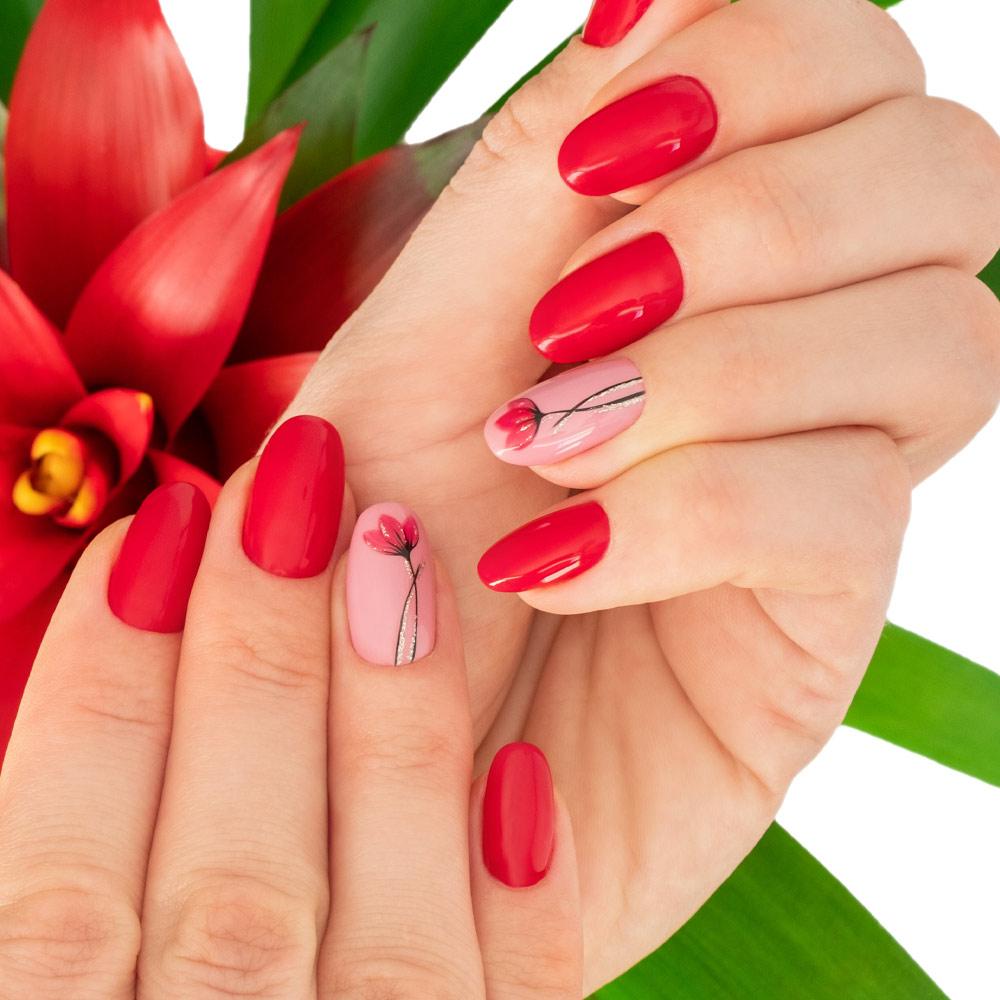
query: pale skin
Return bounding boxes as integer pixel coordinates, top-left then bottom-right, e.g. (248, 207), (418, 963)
(2, 0), (1000, 996)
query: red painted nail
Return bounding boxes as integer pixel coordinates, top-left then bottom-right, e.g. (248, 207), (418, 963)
(530, 232), (682, 363)
(559, 76), (717, 196)
(483, 742), (555, 888)
(242, 415), (345, 578)
(108, 482), (211, 632)
(583, 0), (654, 47)
(478, 501), (610, 593)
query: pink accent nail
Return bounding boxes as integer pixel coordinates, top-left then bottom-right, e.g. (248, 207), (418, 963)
(484, 358), (644, 467)
(347, 503), (436, 666)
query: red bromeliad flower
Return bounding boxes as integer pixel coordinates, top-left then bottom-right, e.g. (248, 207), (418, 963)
(0, 0), (470, 760)
(494, 398), (544, 450)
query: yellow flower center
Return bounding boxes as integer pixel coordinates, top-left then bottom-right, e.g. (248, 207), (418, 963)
(12, 428), (105, 527)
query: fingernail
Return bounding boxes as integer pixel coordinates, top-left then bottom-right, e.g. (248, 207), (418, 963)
(483, 742), (555, 888)
(559, 76), (717, 196)
(485, 358), (644, 466)
(242, 415), (345, 578)
(530, 233), (682, 363)
(582, 0), (654, 47)
(108, 482), (211, 632)
(347, 503), (436, 666)
(477, 501), (610, 593)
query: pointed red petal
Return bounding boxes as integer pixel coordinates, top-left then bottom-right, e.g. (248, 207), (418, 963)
(0, 426), (87, 621)
(63, 130), (300, 437)
(0, 269), (84, 425)
(147, 450), (221, 507)
(0, 572), (68, 768)
(5, 0), (206, 327)
(61, 389), (154, 485)
(234, 123), (479, 362)
(200, 352), (319, 478)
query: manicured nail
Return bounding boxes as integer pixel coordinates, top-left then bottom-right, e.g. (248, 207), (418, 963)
(242, 415), (345, 578)
(583, 0), (654, 47)
(485, 358), (644, 466)
(530, 233), (682, 363)
(559, 76), (717, 196)
(483, 742), (555, 888)
(347, 503), (436, 666)
(108, 482), (211, 632)
(478, 501), (610, 593)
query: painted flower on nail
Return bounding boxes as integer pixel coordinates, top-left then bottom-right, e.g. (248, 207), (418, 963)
(493, 378), (645, 452)
(363, 514), (419, 557)
(494, 398), (544, 450)
(364, 515), (424, 665)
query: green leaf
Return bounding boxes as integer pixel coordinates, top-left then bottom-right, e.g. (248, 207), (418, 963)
(0, 0), (43, 104)
(845, 623), (1000, 787)
(979, 248), (1000, 298)
(870, 0), (905, 8)
(249, 0), (516, 161)
(593, 824), (944, 999)
(231, 29), (370, 208)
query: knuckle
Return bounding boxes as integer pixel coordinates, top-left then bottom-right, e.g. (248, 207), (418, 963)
(846, 0), (925, 87)
(0, 888), (139, 993)
(158, 881), (317, 998)
(723, 152), (824, 269)
(323, 957), (473, 1000)
(345, 719), (469, 792)
(676, 444), (747, 555)
(197, 623), (327, 697)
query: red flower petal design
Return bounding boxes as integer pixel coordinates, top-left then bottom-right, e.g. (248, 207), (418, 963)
(63, 129), (300, 437)
(402, 516), (419, 549)
(201, 352), (320, 478)
(363, 515), (419, 556)
(494, 398), (541, 450)
(0, 269), (84, 426)
(5, 0), (206, 326)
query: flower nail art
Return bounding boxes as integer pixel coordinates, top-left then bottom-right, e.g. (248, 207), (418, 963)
(485, 358), (645, 467)
(348, 504), (435, 666)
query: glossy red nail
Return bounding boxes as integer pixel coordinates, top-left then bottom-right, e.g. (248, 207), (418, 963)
(559, 76), (718, 196)
(483, 742), (555, 888)
(583, 0), (654, 47)
(108, 482), (211, 632)
(242, 415), (345, 578)
(477, 501), (610, 593)
(530, 232), (682, 363)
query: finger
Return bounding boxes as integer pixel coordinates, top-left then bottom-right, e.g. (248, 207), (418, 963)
(319, 505), (482, 999)
(0, 483), (209, 1000)
(560, 0), (925, 199)
(139, 416), (348, 1000)
(478, 427), (910, 618)
(486, 267), (1000, 483)
(531, 96), (1000, 362)
(470, 743), (582, 1000)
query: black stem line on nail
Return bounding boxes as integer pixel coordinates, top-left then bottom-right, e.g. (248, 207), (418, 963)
(395, 556), (422, 666)
(548, 378), (645, 430)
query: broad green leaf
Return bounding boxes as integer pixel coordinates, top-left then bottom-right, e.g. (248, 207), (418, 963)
(246, 0), (368, 126)
(593, 824), (944, 999)
(0, 0), (42, 104)
(845, 623), (1000, 787)
(871, 0), (905, 8)
(250, 0), (516, 161)
(232, 30), (370, 209)
(979, 248), (1000, 298)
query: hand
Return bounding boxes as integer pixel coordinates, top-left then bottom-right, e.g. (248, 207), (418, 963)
(0, 440), (583, 999)
(279, 0), (1000, 989)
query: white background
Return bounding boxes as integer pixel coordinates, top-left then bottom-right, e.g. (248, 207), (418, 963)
(160, 1), (1000, 996)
